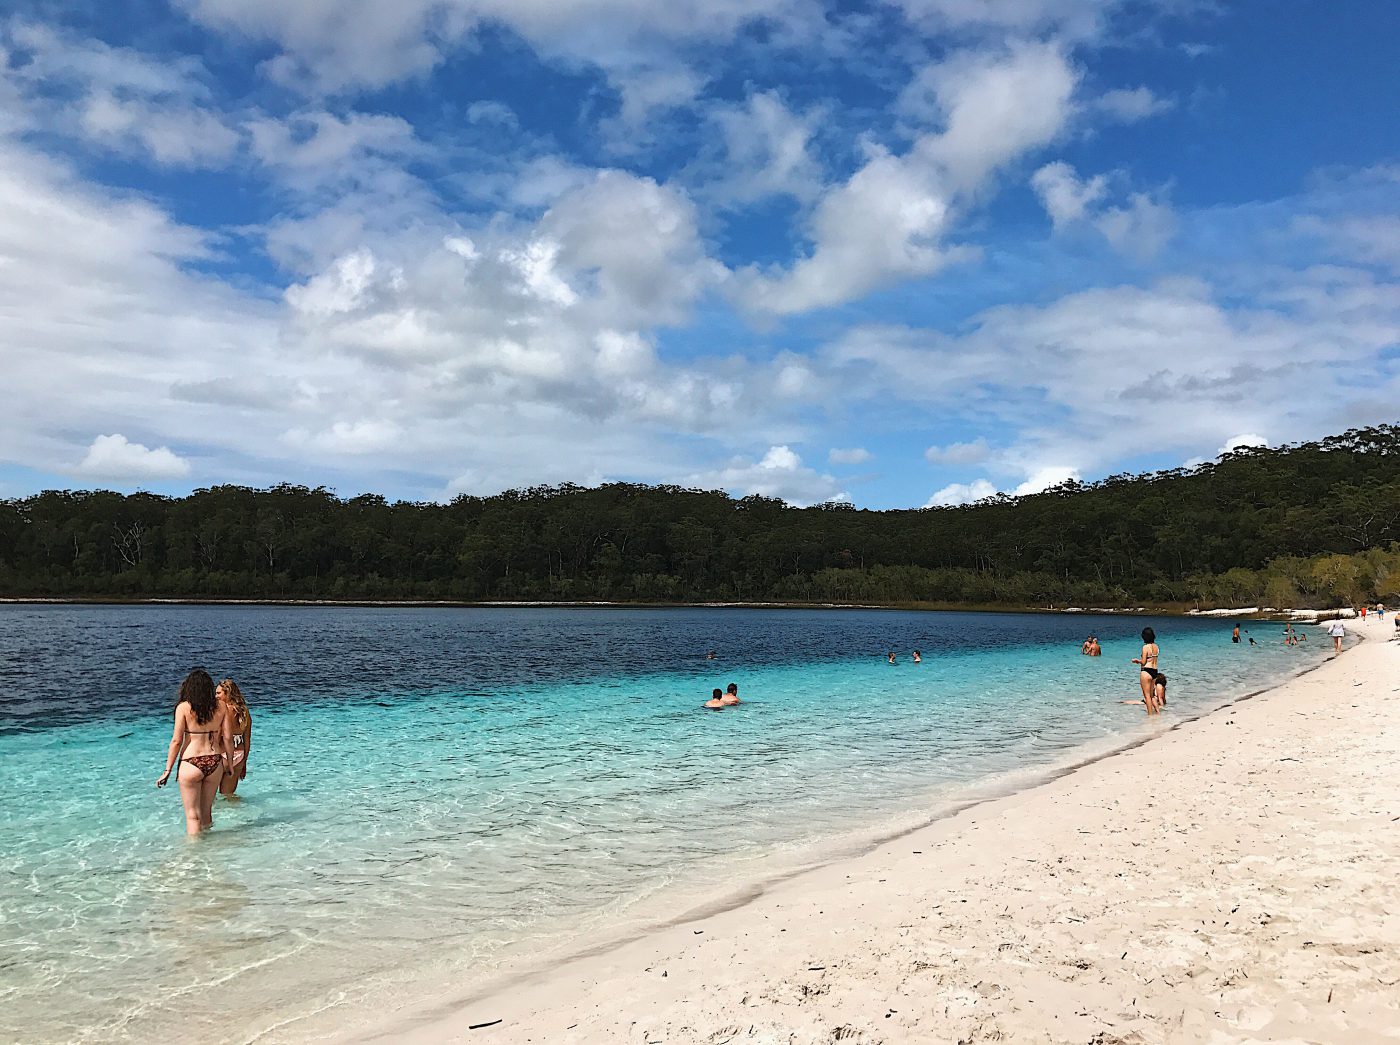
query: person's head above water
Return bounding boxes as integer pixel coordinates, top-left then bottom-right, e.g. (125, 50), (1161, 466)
(1141, 627), (1156, 644)
(726, 683), (738, 695)
(712, 688), (722, 698)
(179, 668), (217, 723)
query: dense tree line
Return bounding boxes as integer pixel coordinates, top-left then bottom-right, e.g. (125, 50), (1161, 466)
(2, 425), (1399, 608)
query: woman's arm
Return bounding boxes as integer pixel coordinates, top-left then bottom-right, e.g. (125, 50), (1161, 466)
(219, 708), (235, 774)
(241, 716), (252, 777)
(157, 706), (186, 787)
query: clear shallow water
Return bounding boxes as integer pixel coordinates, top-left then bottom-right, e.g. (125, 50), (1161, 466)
(0, 606), (1329, 1043)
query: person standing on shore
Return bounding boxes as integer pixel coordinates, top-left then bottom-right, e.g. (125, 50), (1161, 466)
(1131, 627), (1162, 714)
(217, 679), (252, 797)
(1328, 619), (1346, 652)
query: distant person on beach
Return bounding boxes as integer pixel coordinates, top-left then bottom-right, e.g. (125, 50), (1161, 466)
(1232, 625), (1240, 643)
(912, 650), (922, 663)
(1131, 627), (1162, 714)
(217, 678), (251, 797)
(1361, 605), (1367, 620)
(156, 669), (233, 835)
(721, 683), (741, 705)
(1327, 619), (1346, 652)
(704, 689), (725, 710)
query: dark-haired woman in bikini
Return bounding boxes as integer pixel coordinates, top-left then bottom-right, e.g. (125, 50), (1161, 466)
(156, 669), (233, 835)
(1131, 627), (1162, 715)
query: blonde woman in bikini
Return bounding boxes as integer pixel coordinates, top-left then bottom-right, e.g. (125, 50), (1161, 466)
(155, 669), (233, 835)
(217, 678), (252, 797)
(1131, 627), (1162, 714)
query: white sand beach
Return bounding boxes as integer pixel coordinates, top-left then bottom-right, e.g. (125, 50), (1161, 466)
(365, 618), (1400, 1044)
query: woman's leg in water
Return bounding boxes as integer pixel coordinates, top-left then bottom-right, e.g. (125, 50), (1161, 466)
(199, 765), (224, 829)
(177, 763), (205, 836)
(219, 753), (243, 796)
(1140, 671), (1157, 714)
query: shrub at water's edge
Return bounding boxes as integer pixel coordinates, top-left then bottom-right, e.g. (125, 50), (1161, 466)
(1, 424), (1399, 608)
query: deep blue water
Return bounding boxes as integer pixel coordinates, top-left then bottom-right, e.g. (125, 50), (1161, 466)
(0, 606), (1329, 1043)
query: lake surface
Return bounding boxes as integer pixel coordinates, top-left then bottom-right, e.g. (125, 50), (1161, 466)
(0, 605), (1330, 1043)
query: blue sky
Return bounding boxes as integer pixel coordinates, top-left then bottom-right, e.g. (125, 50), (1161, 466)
(2, 0), (1397, 508)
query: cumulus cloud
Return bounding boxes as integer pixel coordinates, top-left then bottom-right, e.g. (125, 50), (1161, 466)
(696, 90), (824, 207)
(925, 478), (997, 507)
(3, 20), (240, 167)
(1094, 86), (1173, 123)
(690, 445), (847, 506)
(741, 42), (1079, 316)
(925, 438), (991, 465)
(1219, 433), (1266, 455)
(77, 434), (191, 480)
(1032, 161), (1175, 257)
(828, 447), (871, 465)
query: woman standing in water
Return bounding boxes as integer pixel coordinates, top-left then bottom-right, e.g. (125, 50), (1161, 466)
(1131, 627), (1162, 714)
(155, 669), (233, 835)
(217, 678), (252, 797)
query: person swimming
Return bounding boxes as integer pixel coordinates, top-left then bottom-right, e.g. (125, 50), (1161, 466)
(1232, 624), (1240, 643)
(887, 651), (897, 664)
(720, 683), (741, 706)
(1088, 637), (1101, 656)
(703, 688), (725, 710)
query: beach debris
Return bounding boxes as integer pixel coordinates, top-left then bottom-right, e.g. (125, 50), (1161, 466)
(468, 1018), (502, 1030)
(808, 965), (826, 971)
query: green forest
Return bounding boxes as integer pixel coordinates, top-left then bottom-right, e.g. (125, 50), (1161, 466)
(3, 425), (1399, 609)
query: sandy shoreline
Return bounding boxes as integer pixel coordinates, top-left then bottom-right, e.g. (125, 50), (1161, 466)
(354, 618), (1400, 1044)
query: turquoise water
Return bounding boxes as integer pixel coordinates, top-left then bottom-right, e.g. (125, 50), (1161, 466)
(0, 606), (1330, 1043)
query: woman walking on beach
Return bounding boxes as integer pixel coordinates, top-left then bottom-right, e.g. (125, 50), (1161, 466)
(217, 678), (251, 797)
(155, 669), (233, 835)
(1132, 627), (1162, 714)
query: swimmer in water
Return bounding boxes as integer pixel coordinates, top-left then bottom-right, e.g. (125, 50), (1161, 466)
(912, 650), (922, 663)
(887, 651), (897, 664)
(720, 683), (741, 705)
(703, 689), (724, 710)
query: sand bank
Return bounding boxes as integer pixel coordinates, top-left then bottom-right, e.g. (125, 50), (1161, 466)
(363, 620), (1400, 1044)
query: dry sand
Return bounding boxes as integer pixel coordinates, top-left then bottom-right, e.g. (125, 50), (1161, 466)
(366, 621), (1400, 1044)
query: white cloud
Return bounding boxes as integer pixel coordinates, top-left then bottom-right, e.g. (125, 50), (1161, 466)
(1032, 162), (1176, 258)
(828, 447), (871, 465)
(1219, 433), (1266, 454)
(1030, 161), (1107, 228)
(1096, 191), (1177, 260)
(173, 0), (810, 96)
(925, 438), (990, 465)
(77, 434), (191, 480)
(3, 21), (240, 167)
(698, 90), (823, 206)
(1013, 465), (1080, 495)
(1094, 86), (1173, 123)
(925, 478), (997, 506)
(740, 42), (1078, 315)
(690, 445), (846, 505)
(894, 0), (1114, 39)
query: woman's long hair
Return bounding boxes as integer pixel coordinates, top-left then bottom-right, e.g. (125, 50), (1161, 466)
(218, 678), (249, 726)
(179, 669), (218, 724)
